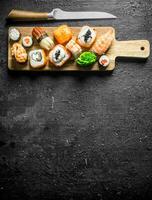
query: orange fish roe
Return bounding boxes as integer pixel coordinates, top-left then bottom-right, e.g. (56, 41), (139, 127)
(53, 25), (73, 44)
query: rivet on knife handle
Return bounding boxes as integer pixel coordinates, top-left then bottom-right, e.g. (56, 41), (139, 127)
(7, 9), (53, 21)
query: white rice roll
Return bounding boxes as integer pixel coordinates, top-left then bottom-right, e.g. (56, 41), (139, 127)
(99, 55), (110, 67)
(29, 49), (47, 69)
(77, 26), (96, 48)
(49, 44), (71, 67)
(9, 28), (21, 42)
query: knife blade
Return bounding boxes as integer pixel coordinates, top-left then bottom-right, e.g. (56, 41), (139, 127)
(7, 8), (117, 21)
(49, 8), (117, 20)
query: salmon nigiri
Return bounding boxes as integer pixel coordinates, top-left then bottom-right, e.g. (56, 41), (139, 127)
(91, 29), (114, 55)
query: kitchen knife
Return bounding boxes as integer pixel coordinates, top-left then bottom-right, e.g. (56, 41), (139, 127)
(7, 8), (117, 21)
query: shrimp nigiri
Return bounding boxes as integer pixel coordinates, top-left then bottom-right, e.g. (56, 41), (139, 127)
(91, 29), (114, 55)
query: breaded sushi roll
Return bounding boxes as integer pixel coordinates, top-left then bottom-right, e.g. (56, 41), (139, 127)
(11, 43), (27, 63)
(91, 29), (114, 55)
(66, 38), (82, 58)
(77, 26), (96, 48)
(49, 44), (71, 67)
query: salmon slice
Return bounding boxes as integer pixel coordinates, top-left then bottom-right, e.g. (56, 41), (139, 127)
(91, 29), (114, 55)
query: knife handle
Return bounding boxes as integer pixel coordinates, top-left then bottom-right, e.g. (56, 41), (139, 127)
(7, 9), (52, 21)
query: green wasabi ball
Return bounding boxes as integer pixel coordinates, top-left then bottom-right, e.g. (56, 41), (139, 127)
(76, 52), (97, 67)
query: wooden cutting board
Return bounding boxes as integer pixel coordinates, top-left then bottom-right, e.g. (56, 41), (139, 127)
(8, 27), (150, 71)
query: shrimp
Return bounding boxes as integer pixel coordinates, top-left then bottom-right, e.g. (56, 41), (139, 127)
(91, 29), (114, 55)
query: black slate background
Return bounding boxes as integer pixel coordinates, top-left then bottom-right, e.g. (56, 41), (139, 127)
(0, 0), (152, 200)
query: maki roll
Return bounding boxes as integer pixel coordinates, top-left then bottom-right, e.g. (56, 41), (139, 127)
(49, 44), (71, 67)
(77, 26), (96, 48)
(99, 55), (110, 68)
(66, 38), (82, 58)
(91, 29), (114, 55)
(22, 36), (33, 48)
(32, 27), (54, 51)
(9, 28), (21, 42)
(53, 25), (73, 44)
(11, 43), (27, 63)
(29, 49), (47, 69)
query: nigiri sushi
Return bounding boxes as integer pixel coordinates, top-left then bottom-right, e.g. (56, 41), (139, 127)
(91, 29), (114, 55)
(29, 49), (47, 69)
(32, 27), (54, 51)
(49, 44), (71, 67)
(66, 38), (82, 58)
(11, 43), (27, 63)
(53, 25), (73, 44)
(77, 26), (96, 48)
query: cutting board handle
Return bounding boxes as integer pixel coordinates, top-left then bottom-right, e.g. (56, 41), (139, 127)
(7, 9), (50, 20)
(115, 40), (150, 58)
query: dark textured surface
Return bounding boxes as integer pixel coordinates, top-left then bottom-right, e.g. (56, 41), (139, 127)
(0, 0), (152, 200)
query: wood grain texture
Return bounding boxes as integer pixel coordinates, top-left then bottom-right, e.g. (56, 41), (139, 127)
(8, 27), (150, 71)
(0, 0), (152, 200)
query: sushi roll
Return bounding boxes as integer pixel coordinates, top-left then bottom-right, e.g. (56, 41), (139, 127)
(11, 43), (27, 63)
(66, 38), (82, 58)
(9, 28), (21, 42)
(91, 29), (114, 55)
(99, 55), (110, 68)
(22, 36), (33, 48)
(49, 44), (71, 67)
(29, 49), (47, 69)
(53, 25), (73, 44)
(32, 27), (54, 51)
(77, 26), (96, 48)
